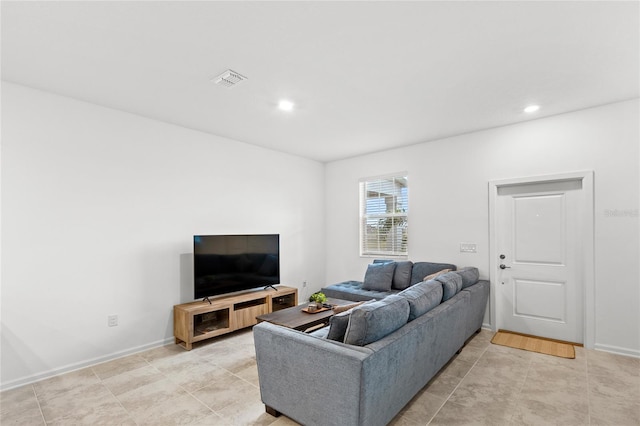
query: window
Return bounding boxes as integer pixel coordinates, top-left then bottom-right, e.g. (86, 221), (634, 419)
(359, 173), (408, 256)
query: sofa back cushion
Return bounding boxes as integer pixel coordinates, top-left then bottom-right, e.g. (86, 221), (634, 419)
(373, 259), (413, 290)
(410, 262), (457, 285)
(397, 280), (443, 321)
(344, 295), (410, 346)
(327, 311), (352, 341)
(391, 261), (413, 290)
(455, 267), (480, 289)
(362, 262), (396, 291)
(326, 301), (368, 341)
(435, 272), (463, 301)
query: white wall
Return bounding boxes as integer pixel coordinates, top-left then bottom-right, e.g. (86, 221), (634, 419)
(325, 99), (639, 356)
(2, 84), (638, 391)
(0, 83), (326, 389)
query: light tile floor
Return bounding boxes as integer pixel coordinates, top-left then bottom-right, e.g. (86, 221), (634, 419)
(1, 329), (639, 425)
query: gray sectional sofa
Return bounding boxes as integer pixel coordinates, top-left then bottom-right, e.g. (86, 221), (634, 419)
(253, 262), (490, 426)
(320, 260), (457, 301)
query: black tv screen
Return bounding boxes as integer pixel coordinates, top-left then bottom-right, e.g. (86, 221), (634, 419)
(193, 234), (280, 299)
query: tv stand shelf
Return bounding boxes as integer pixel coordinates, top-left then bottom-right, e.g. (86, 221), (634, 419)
(173, 285), (297, 350)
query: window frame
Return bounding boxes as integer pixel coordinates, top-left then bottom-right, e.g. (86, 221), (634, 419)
(359, 172), (409, 258)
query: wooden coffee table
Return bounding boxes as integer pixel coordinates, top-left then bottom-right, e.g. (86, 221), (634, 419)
(256, 297), (354, 332)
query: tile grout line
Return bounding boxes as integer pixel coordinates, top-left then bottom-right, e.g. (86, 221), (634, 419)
(585, 350), (592, 426)
(172, 354), (255, 424)
(178, 382), (226, 425)
(426, 339), (491, 425)
(30, 384), (47, 426)
(506, 351), (534, 424)
(92, 360), (156, 426)
(153, 356), (223, 424)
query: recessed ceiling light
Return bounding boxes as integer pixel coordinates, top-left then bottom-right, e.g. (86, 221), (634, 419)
(524, 105), (540, 113)
(278, 100), (294, 111)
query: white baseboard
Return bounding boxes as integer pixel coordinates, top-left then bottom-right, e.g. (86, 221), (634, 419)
(593, 343), (640, 359)
(0, 337), (175, 392)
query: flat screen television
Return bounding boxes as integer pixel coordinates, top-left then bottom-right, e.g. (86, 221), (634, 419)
(193, 234), (280, 300)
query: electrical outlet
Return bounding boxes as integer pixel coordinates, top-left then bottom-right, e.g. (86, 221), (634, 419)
(303, 281), (307, 288)
(108, 315), (118, 327)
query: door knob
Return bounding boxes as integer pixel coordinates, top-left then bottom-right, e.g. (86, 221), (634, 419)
(499, 264), (511, 269)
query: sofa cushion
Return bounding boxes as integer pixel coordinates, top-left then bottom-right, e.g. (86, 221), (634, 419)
(326, 301), (371, 341)
(344, 295), (410, 346)
(392, 261), (413, 290)
(398, 280), (443, 321)
(321, 280), (399, 302)
(327, 311), (352, 341)
(435, 272), (463, 301)
(373, 260), (413, 290)
(362, 262), (396, 292)
(410, 262), (457, 285)
(456, 267), (480, 289)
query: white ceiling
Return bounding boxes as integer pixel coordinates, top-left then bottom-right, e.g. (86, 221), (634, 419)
(2, 1), (638, 162)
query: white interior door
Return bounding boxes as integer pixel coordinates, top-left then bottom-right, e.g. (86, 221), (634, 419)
(496, 179), (584, 343)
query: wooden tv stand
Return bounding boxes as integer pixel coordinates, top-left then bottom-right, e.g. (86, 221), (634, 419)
(173, 285), (297, 350)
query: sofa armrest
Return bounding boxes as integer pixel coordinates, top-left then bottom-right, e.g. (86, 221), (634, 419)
(460, 279), (490, 341)
(253, 322), (373, 426)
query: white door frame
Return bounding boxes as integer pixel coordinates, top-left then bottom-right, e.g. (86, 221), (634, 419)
(488, 171), (595, 348)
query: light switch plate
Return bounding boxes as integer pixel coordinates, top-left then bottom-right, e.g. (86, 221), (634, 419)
(460, 243), (477, 253)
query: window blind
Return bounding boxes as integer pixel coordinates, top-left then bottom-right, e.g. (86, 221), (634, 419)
(359, 173), (408, 256)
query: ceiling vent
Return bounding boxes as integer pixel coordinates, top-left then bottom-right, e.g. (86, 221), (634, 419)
(212, 69), (248, 88)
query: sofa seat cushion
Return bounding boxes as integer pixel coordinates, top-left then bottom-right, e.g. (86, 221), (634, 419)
(362, 262), (396, 291)
(456, 267), (480, 289)
(309, 326), (330, 339)
(322, 281), (399, 302)
(398, 280), (443, 321)
(344, 295), (410, 346)
(435, 272), (463, 301)
(410, 262), (457, 285)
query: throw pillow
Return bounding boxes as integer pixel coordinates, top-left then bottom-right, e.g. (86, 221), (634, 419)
(343, 295), (410, 346)
(392, 261), (414, 290)
(362, 262), (396, 292)
(456, 267), (480, 289)
(398, 280), (443, 321)
(435, 272), (463, 302)
(326, 311), (352, 342)
(423, 268), (452, 282)
(332, 301), (366, 314)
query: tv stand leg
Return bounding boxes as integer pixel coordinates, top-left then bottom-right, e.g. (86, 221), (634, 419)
(265, 405), (281, 417)
(264, 285), (278, 291)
